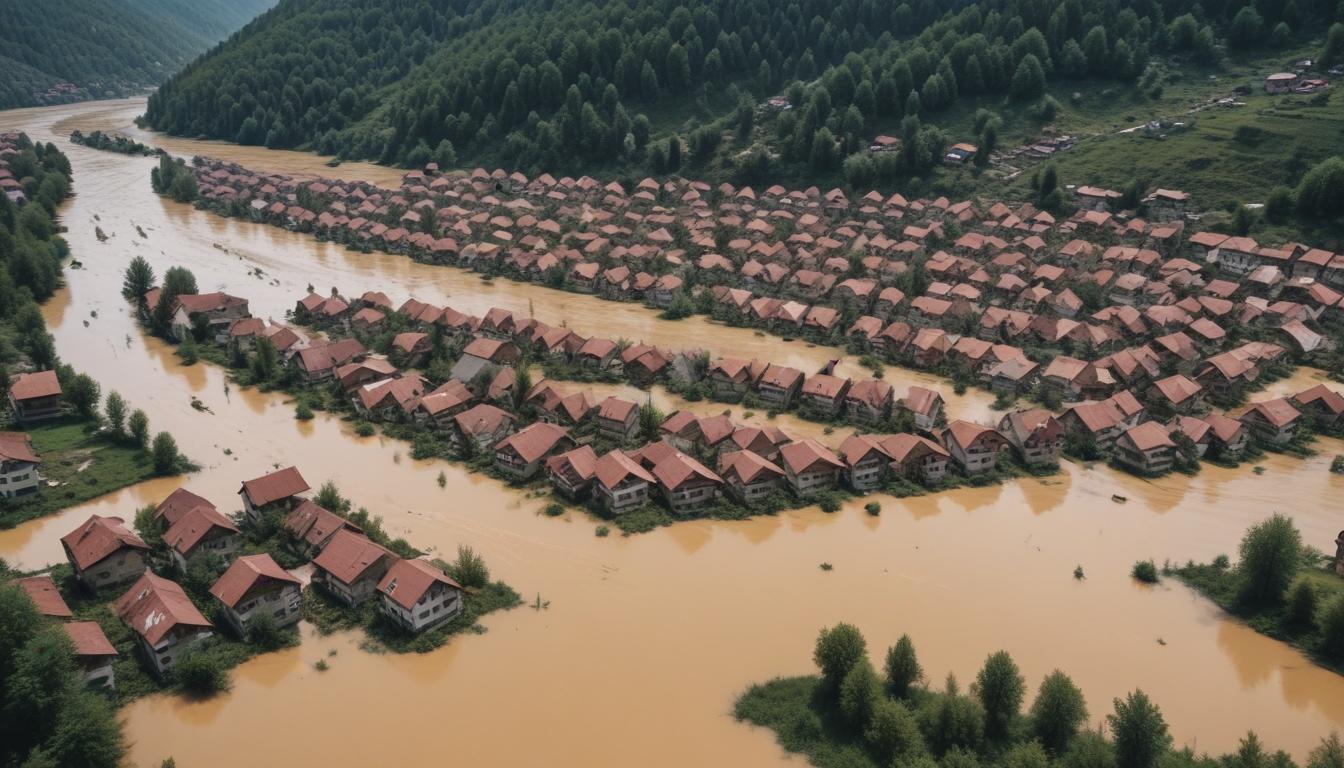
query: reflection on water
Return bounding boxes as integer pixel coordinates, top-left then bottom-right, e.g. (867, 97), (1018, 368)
(0, 98), (1341, 766)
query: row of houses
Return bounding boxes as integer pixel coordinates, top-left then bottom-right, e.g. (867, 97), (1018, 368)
(41, 465), (470, 681)
(185, 155), (1342, 381)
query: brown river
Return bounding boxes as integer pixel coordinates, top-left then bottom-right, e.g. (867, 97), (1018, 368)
(3, 98), (1344, 767)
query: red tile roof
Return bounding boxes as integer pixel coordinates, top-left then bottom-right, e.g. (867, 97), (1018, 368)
(60, 515), (149, 571)
(312, 529), (395, 586)
(63, 621), (117, 658)
(209, 554), (300, 609)
(113, 572), (212, 646)
(240, 466), (310, 507)
(17, 574), (72, 618)
(0, 432), (40, 463)
(164, 505), (240, 557)
(378, 558), (461, 611)
(10, 370), (60, 401)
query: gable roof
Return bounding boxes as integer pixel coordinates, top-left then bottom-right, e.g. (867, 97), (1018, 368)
(113, 572), (212, 646)
(0, 432), (39, 464)
(17, 574), (72, 618)
(240, 466), (310, 507)
(378, 558), (461, 610)
(311, 529), (395, 586)
(209, 554), (300, 609)
(61, 515), (149, 571)
(164, 505), (240, 557)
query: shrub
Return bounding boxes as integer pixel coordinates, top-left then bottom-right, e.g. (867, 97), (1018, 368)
(544, 502), (564, 517)
(1331, 455), (1344, 474)
(1319, 596), (1344, 659)
(295, 401), (314, 420)
(446, 544), (490, 588)
(864, 501), (881, 516)
(354, 422), (375, 437)
(246, 612), (288, 650)
(1285, 579), (1319, 629)
(818, 493), (842, 513)
(595, 525), (610, 537)
(1236, 513), (1301, 607)
(1131, 560), (1159, 584)
(151, 431), (182, 474)
(172, 649), (230, 696)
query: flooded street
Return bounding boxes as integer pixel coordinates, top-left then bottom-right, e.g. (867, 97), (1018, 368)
(4, 98), (1344, 767)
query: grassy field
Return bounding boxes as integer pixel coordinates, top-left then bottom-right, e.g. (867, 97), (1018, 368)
(0, 417), (159, 529)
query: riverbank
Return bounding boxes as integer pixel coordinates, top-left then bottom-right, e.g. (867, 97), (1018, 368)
(7, 99), (1344, 767)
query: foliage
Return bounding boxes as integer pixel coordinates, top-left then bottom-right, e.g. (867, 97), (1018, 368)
(1236, 513), (1303, 608)
(813, 623), (867, 690)
(151, 431), (183, 474)
(974, 650), (1025, 741)
(1296, 157), (1344, 220)
(171, 646), (231, 696)
(1108, 691), (1171, 768)
(1030, 670), (1088, 755)
(1131, 560), (1159, 584)
(445, 544), (490, 589)
(884, 634), (922, 699)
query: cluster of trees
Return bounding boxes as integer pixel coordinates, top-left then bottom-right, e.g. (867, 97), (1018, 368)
(149, 155), (198, 203)
(1174, 514), (1344, 663)
(740, 621), (1344, 768)
(146, 0), (1337, 183)
(0, 0), (274, 109)
(0, 579), (127, 768)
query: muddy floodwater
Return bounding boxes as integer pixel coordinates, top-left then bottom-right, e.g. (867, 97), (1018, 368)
(4, 98), (1344, 767)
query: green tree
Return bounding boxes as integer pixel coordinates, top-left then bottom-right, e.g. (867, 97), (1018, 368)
(1286, 579), (1319, 628)
(1062, 730), (1118, 768)
(1236, 513), (1301, 607)
(64, 373), (100, 419)
(814, 623), (868, 690)
(1003, 741), (1051, 768)
(104, 391), (127, 439)
(1319, 596), (1344, 658)
(1323, 23), (1344, 67)
(1031, 670), (1088, 754)
(920, 675), (986, 754)
(1308, 733), (1344, 768)
(1297, 157), (1344, 219)
(447, 544), (490, 588)
(974, 651), (1025, 740)
(122, 255), (155, 305)
(839, 659), (883, 728)
(172, 648), (229, 695)
(152, 431), (182, 474)
(1229, 7), (1264, 48)
(1011, 54), (1046, 101)
(31, 691), (126, 768)
(128, 409), (150, 449)
(1108, 691), (1171, 768)
(865, 698), (924, 764)
(1265, 186), (1295, 223)
(885, 634), (923, 699)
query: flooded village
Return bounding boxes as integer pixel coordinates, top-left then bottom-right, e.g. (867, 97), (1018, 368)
(2, 93), (1344, 768)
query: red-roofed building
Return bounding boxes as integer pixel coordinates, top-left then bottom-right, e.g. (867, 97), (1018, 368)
(940, 421), (1009, 474)
(997, 410), (1063, 466)
(311, 529), (397, 606)
(778, 439), (846, 495)
(165, 505), (241, 570)
(61, 515), (150, 590)
(594, 450), (658, 513)
(209, 554), (303, 633)
(1237, 398), (1302, 446)
(239, 465), (311, 522)
(64, 621), (118, 688)
(718, 450), (787, 502)
(113, 572), (213, 677)
(284, 499), (363, 557)
(18, 574), (72, 618)
(495, 422), (574, 479)
(9, 370), (62, 423)
(1114, 422), (1177, 474)
(0, 431), (41, 497)
(377, 559), (463, 634)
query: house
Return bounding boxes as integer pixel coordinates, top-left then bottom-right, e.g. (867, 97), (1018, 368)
(414, 379), (477, 426)
(593, 450), (658, 514)
(718, 450), (787, 503)
(1265, 72), (1301, 93)
(1237, 398), (1302, 446)
(64, 621), (118, 689)
(293, 338), (366, 382)
(284, 499), (363, 557)
(778, 439), (846, 495)
(997, 410), (1063, 466)
(113, 572), (213, 677)
(1168, 415), (1212, 457)
(18, 574), (73, 618)
(800, 374), (851, 418)
(596, 396), (640, 442)
(377, 558), (463, 634)
(164, 505), (241, 570)
(1114, 421), (1176, 474)
(451, 403), (516, 453)
(1149, 374), (1205, 415)
(450, 337), (520, 383)
(171, 292), (250, 342)
(940, 421), (1009, 474)
(150, 487), (217, 530)
(1292, 384), (1344, 431)
(707, 358), (763, 399)
(879, 433), (950, 484)
(239, 465), (311, 522)
(391, 331), (431, 365)
(844, 380), (894, 426)
(649, 450), (722, 513)
(1059, 401), (1126, 452)
(545, 444), (598, 499)
(310, 529), (397, 606)
(60, 515), (150, 590)
(9, 370), (62, 423)
(0, 432), (41, 498)
(353, 374), (427, 421)
(900, 386), (944, 432)
(839, 434), (892, 492)
(209, 554), (303, 634)
(944, 142), (978, 165)
(757, 364), (804, 408)
(1205, 413), (1251, 459)
(494, 422), (574, 479)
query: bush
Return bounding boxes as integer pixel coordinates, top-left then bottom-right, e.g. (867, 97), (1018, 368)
(1131, 560), (1159, 584)
(818, 493), (843, 513)
(151, 431), (182, 474)
(544, 502), (564, 517)
(595, 525), (610, 537)
(1285, 579), (1318, 629)
(246, 611), (289, 650)
(1320, 596), (1344, 659)
(1331, 455), (1344, 474)
(295, 401), (314, 420)
(1236, 513), (1301, 607)
(172, 649), (230, 696)
(354, 422), (375, 437)
(446, 544), (490, 588)
(864, 501), (881, 516)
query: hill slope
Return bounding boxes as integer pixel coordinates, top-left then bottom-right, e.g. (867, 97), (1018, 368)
(145, 0), (1339, 192)
(0, 0), (277, 109)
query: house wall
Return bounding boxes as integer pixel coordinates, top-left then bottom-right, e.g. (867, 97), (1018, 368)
(379, 582), (462, 633)
(598, 479), (649, 513)
(11, 394), (63, 423)
(0, 459), (41, 498)
(139, 626), (212, 678)
(846, 458), (885, 491)
(787, 465), (839, 495)
(662, 479), (718, 513)
(76, 549), (147, 590)
(317, 567), (387, 607)
(223, 583), (302, 634)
